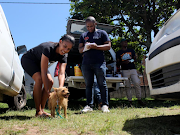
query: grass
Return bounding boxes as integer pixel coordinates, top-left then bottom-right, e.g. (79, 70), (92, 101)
(0, 98), (180, 135)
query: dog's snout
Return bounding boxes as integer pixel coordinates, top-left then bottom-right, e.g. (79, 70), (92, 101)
(67, 92), (70, 95)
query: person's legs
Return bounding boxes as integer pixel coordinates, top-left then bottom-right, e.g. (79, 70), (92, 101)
(122, 70), (132, 101)
(93, 75), (101, 104)
(130, 69), (141, 100)
(32, 72), (43, 116)
(130, 69), (145, 106)
(81, 64), (94, 107)
(94, 63), (108, 107)
(21, 55), (50, 116)
(41, 72), (53, 115)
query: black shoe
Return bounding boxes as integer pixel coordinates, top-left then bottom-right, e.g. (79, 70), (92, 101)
(138, 100), (146, 106)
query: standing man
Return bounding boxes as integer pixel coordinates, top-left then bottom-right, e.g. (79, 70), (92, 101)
(116, 39), (145, 107)
(79, 16), (110, 112)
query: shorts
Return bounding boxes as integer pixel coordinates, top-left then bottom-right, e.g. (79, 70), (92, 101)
(21, 53), (41, 77)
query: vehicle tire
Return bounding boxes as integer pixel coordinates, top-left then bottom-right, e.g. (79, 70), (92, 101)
(8, 84), (27, 110)
(14, 84), (27, 110)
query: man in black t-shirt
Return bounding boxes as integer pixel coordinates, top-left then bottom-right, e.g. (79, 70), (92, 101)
(116, 39), (145, 107)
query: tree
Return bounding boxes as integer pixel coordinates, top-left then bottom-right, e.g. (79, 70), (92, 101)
(69, 0), (179, 72)
(69, 0), (179, 50)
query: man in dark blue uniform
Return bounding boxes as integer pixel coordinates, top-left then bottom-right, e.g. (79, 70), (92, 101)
(79, 16), (111, 112)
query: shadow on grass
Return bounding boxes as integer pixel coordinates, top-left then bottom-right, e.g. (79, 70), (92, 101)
(25, 98), (35, 109)
(109, 98), (180, 108)
(0, 115), (33, 120)
(122, 114), (180, 135)
(24, 98), (180, 112)
(0, 108), (9, 114)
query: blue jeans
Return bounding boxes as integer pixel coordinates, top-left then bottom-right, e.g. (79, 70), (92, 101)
(81, 63), (109, 107)
(93, 75), (101, 104)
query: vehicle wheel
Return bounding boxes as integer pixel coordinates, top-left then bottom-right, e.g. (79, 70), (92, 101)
(8, 84), (27, 110)
(14, 84), (27, 110)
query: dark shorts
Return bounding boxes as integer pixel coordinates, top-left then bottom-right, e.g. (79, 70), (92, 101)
(21, 53), (41, 77)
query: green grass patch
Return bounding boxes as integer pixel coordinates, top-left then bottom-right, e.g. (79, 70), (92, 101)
(0, 98), (180, 135)
(0, 103), (8, 108)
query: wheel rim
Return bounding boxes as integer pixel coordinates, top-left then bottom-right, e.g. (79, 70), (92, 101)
(14, 85), (27, 109)
(17, 90), (24, 105)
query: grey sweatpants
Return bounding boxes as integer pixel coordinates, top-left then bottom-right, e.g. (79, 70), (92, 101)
(122, 69), (141, 101)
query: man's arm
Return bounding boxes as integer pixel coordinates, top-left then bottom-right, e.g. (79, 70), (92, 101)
(86, 41), (111, 51)
(94, 41), (111, 51)
(133, 52), (137, 62)
(79, 43), (84, 54)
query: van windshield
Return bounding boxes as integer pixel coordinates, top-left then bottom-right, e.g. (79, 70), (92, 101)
(157, 9), (180, 41)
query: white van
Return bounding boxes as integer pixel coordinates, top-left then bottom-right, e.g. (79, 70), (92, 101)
(0, 5), (27, 109)
(146, 9), (180, 101)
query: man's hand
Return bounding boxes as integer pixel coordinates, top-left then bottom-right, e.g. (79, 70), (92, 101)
(87, 43), (97, 49)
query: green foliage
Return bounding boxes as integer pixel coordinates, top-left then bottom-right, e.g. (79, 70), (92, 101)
(68, 0), (179, 72)
(69, 0), (179, 50)
(0, 103), (8, 108)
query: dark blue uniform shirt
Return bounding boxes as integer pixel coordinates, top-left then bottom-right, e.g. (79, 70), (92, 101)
(79, 29), (110, 64)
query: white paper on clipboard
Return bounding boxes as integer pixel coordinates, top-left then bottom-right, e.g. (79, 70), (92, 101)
(83, 43), (95, 52)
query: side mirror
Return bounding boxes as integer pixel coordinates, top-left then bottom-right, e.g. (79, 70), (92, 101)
(17, 45), (27, 55)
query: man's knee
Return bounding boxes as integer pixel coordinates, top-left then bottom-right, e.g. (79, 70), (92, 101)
(133, 82), (141, 88)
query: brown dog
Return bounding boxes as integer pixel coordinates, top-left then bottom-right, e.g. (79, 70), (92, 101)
(48, 87), (70, 118)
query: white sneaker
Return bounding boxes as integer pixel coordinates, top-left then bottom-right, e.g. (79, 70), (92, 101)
(81, 105), (93, 113)
(101, 105), (110, 113)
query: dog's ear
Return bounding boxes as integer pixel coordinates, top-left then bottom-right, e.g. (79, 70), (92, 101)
(53, 87), (58, 92)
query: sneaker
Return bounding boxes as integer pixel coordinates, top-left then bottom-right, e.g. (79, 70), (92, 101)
(101, 105), (110, 113)
(81, 105), (93, 113)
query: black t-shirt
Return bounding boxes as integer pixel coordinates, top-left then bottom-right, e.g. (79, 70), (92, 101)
(79, 29), (110, 64)
(116, 48), (136, 70)
(26, 42), (67, 64)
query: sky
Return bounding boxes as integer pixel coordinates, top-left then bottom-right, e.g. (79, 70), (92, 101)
(0, 0), (73, 51)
